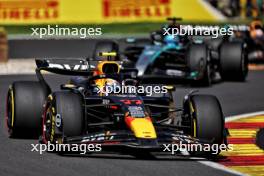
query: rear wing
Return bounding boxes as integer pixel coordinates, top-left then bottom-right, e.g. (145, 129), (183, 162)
(35, 58), (191, 85)
(35, 58), (96, 76)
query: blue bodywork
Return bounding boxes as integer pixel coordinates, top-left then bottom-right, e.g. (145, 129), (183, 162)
(135, 35), (198, 79)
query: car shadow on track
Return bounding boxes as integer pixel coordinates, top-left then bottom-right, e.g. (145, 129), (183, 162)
(56, 152), (227, 162)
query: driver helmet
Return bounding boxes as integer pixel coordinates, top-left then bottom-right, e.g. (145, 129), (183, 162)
(93, 61), (121, 96)
(164, 35), (179, 44)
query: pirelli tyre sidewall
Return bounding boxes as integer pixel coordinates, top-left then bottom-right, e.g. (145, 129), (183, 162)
(186, 44), (211, 86)
(220, 41), (248, 81)
(42, 92), (84, 144)
(189, 95), (224, 156)
(6, 86), (15, 135)
(6, 81), (48, 138)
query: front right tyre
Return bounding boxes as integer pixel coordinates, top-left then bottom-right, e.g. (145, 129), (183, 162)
(42, 91), (84, 144)
(6, 81), (48, 138)
(187, 95), (225, 157)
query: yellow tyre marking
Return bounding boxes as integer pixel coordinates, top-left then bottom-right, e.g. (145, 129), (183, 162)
(50, 109), (55, 142)
(52, 107), (55, 114)
(190, 102), (194, 113)
(189, 101), (197, 138)
(10, 88), (15, 127)
(57, 138), (63, 144)
(193, 118), (197, 138)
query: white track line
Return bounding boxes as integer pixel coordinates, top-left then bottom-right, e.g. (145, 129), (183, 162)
(198, 160), (247, 176)
(225, 111), (264, 122)
(197, 111), (264, 176)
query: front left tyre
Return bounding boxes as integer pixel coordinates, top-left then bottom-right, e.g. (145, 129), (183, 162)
(190, 95), (224, 145)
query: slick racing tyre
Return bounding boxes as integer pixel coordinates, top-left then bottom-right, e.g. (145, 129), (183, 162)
(6, 81), (48, 138)
(189, 95), (224, 156)
(186, 44), (211, 86)
(220, 42), (248, 81)
(42, 92), (84, 144)
(93, 41), (119, 61)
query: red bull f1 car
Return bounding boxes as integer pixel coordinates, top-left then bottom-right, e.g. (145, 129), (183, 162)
(6, 53), (226, 157)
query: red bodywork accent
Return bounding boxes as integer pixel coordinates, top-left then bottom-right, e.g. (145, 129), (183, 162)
(120, 99), (142, 105)
(125, 116), (134, 128)
(110, 105), (118, 110)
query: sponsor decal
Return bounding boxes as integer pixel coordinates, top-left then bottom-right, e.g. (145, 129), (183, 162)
(128, 106), (145, 118)
(0, 0), (59, 20)
(47, 63), (89, 71)
(81, 133), (114, 143)
(102, 0), (171, 18)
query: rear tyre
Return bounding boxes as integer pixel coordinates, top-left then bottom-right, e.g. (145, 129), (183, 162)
(186, 44), (211, 86)
(42, 92), (84, 144)
(93, 41), (119, 60)
(220, 42), (248, 81)
(189, 95), (224, 156)
(205, 38), (223, 51)
(6, 81), (48, 138)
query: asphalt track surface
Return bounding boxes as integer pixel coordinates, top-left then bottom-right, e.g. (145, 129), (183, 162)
(8, 38), (138, 58)
(1, 70), (264, 176)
